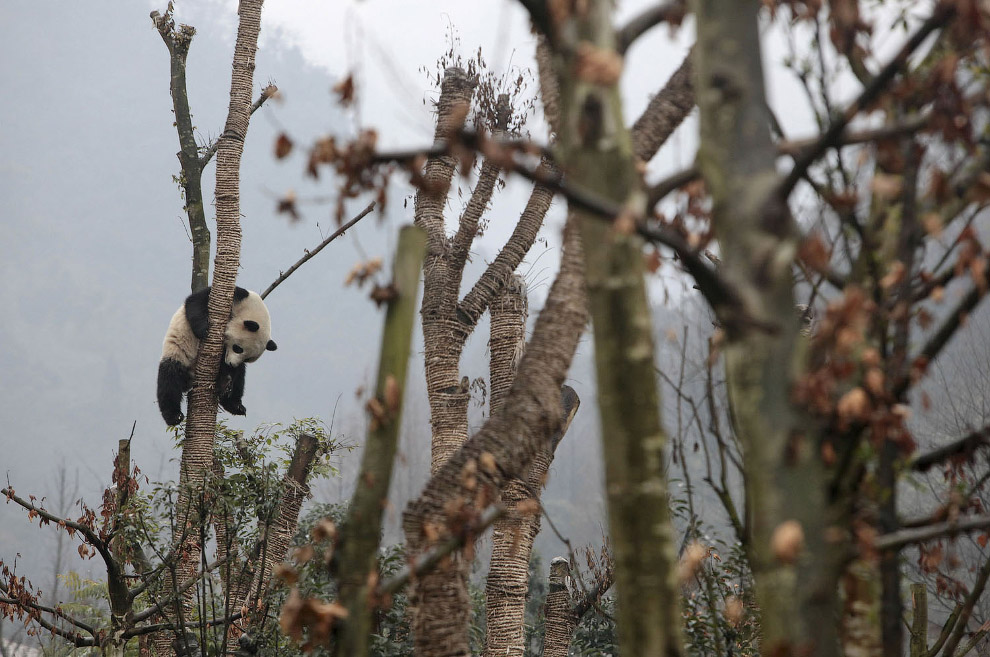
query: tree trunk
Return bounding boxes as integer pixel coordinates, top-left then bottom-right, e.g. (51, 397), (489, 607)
(405, 216), (587, 657)
(334, 226), (426, 656)
(692, 1), (836, 655)
(154, 1), (265, 653)
(546, 3), (684, 655)
(484, 276), (580, 657)
(540, 558), (577, 657)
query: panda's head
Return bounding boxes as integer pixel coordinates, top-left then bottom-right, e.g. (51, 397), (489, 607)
(224, 290), (277, 367)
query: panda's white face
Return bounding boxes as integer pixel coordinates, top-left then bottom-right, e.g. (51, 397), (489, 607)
(224, 291), (276, 367)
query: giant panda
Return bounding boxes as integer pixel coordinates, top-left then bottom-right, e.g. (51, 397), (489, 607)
(157, 286), (277, 426)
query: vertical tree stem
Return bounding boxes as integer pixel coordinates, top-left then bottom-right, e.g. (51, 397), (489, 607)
(335, 226), (426, 656)
(548, 3), (683, 655)
(692, 1), (836, 655)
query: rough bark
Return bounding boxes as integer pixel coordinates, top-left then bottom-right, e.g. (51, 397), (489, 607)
(404, 215), (587, 657)
(155, 1), (265, 654)
(415, 68), (478, 476)
(488, 274), (528, 414)
(411, 68), (558, 656)
(630, 49), (694, 164)
(546, 3), (684, 655)
(692, 1), (835, 656)
(484, 275), (575, 657)
(333, 226), (426, 656)
(541, 558), (577, 657)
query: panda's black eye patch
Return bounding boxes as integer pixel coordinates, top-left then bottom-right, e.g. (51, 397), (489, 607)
(243, 320), (260, 332)
(232, 344), (244, 354)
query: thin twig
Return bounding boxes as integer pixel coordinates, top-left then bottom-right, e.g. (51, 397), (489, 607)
(780, 4), (955, 195)
(377, 504), (505, 596)
(261, 202), (376, 299)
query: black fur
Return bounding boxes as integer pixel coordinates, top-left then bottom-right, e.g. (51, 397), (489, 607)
(184, 286), (250, 339)
(158, 360), (249, 424)
(217, 362), (247, 416)
(160, 286), (258, 425)
(157, 358), (191, 426)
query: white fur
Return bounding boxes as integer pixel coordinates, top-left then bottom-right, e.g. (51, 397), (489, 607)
(224, 290), (272, 366)
(161, 306), (199, 367)
(160, 290), (273, 369)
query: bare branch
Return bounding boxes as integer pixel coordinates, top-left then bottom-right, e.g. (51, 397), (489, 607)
(912, 427), (990, 472)
(617, 1), (688, 54)
(897, 276), (989, 398)
(131, 556), (229, 623)
(121, 611), (244, 639)
(0, 588), (97, 636)
(261, 201), (375, 299)
(646, 165), (699, 207)
(200, 87), (276, 167)
(776, 115), (930, 156)
(572, 570), (615, 619)
(780, 4), (956, 195)
(874, 514), (990, 551)
(631, 48), (694, 163)
(1, 488), (114, 572)
(941, 554), (990, 657)
(457, 160), (555, 329)
(378, 504), (505, 597)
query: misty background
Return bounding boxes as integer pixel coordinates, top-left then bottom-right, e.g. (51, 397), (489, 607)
(0, 0), (696, 584)
(2, 0), (979, 617)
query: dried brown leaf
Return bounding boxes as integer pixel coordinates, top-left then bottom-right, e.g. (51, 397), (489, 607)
(771, 520), (805, 564)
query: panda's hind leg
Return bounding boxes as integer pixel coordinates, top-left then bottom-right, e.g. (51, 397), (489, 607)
(158, 358), (191, 426)
(217, 362), (247, 416)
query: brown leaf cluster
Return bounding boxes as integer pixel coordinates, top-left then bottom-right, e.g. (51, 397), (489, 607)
(344, 256), (383, 287)
(279, 588), (348, 650)
(332, 74), (355, 106)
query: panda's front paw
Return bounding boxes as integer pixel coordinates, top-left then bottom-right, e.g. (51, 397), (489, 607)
(223, 402), (246, 416)
(163, 410), (185, 426)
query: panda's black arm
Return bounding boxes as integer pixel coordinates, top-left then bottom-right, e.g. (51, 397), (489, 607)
(185, 286), (250, 340)
(185, 287), (212, 340)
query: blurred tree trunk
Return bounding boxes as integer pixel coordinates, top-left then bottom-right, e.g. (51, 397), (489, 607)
(541, 2), (684, 655)
(333, 226), (426, 656)
(692, 1), (836, 655)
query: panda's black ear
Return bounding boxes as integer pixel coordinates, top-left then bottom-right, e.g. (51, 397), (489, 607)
(266, 340), (278, 351)
(243, 320), (260, 332)
(233, 287), (250, 302)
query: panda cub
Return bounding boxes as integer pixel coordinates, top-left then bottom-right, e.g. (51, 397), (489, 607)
(157, 286), (277, 426)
